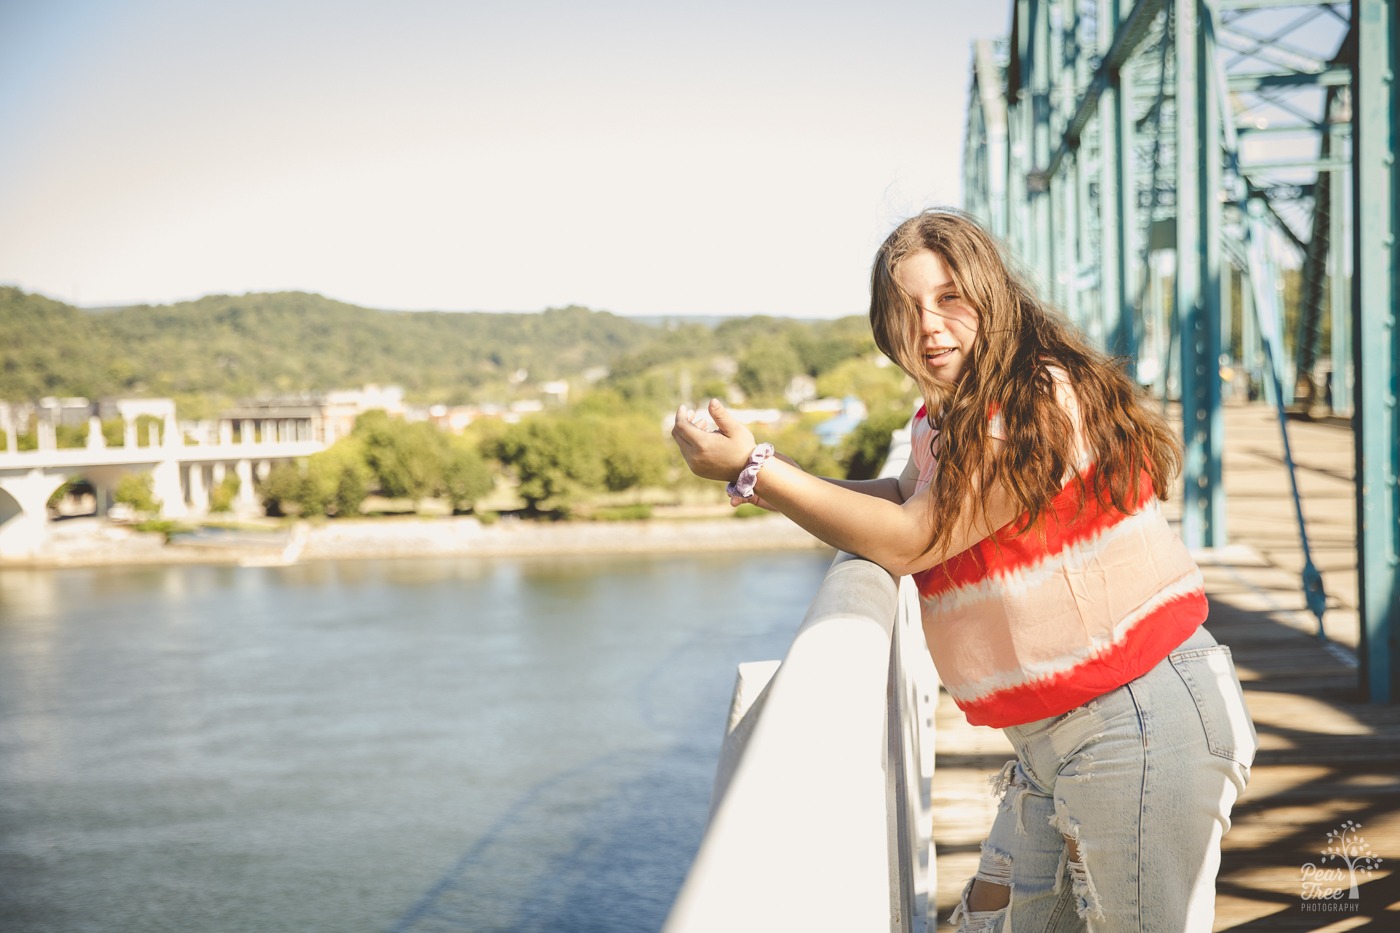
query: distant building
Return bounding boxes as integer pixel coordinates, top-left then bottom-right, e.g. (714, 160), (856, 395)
(784, 375), (818, 407)
(216, 384), (408, 446)
(541, 380), (570, 405)
(321, 384), (407, 440)
(38, 397), (94, 427)
(814, 397), (868, 447)
(217, 398), (323, 445)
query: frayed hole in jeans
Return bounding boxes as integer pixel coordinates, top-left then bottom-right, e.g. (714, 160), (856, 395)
(990, 759), (1030, 834)
(1068, 857), (1105, 921)
(1047, 804), (1105, 921)
(951, 847), (1013, 933)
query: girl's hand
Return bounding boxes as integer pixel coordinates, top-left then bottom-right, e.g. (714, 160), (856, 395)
(671, 399), (757, 483)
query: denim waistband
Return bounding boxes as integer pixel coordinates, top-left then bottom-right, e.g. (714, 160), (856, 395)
(1007, 625), (1219, 738)
(1175, 624), (1219, 652)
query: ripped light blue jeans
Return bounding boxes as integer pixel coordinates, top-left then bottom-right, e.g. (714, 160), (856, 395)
(952, 627), (1257, 933)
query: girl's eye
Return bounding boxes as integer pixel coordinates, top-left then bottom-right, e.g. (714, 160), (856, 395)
(938, 294), (958, 304)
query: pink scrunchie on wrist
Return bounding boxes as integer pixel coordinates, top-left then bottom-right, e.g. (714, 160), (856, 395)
(726, 443), (775, 499)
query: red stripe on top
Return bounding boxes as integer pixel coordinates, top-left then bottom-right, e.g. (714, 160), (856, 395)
(916, 466), (1154, 599)
(953, 591), (1208, 727)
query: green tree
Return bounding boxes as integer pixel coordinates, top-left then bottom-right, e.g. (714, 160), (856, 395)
(442, 435), (495, 513)
(114, 472), (161, 514)
(300, 439), (373, 517)
(840, 408), (914, 481)
(495, 414), (606, 515)
(135, 414), (163, 447)
(736, 336), (804, 405)
(593, 412), (671, 492)
(257, 463), (304, 517)
(209, 473), (241, 513)
(353, 410), (447, 504)
(55, 423), (87, 449)
(816, 356), (917, 414)
(101, 418), (126, 448)
(768, 415), (844, 480)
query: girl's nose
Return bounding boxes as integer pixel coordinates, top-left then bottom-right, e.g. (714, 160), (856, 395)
(920, 308), (945, 335)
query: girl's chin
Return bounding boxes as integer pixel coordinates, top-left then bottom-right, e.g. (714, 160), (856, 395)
(923, 361), (963, 382)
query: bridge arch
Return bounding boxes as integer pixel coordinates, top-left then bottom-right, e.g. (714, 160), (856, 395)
(0, 471), (69, 559)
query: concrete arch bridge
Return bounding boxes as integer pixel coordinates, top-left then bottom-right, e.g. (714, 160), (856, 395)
(0, 409), (322, 559)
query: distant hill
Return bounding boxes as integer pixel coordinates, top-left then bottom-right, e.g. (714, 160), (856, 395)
(0, 288), (654, 408)
(0, 287), (882, 418)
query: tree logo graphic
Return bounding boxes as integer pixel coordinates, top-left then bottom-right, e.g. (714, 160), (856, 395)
(1300, 820), (1383, 910)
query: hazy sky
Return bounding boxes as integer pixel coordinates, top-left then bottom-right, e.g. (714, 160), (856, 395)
(1, 1), (1010, 317)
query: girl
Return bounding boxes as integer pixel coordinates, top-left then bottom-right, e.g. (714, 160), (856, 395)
(671, 209), (1255, 932)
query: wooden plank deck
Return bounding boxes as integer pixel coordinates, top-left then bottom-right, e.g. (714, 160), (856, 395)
(928, 404), (1400, 929)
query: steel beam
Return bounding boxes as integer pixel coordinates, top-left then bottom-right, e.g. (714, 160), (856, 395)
(1226, 65), (1352, 91)
(1353, 0), (1399, 703)
(1219, 0), (1349, 9)
(1044, 0), (1167, 180)
(1177, 0), (1227, 548)
(1100, 0), (1141, 366)
(1329, 111), (1351, 416)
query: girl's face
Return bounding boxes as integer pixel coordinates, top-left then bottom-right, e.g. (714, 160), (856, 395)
(892, 249), (980, 385)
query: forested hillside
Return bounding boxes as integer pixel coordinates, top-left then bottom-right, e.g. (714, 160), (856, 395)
(0, 288), (649, 410)
(4, 287), (925, 519)
(0, 287), (908, 419)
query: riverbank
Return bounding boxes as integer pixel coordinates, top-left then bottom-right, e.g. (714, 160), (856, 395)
(2, 513), (831, 569)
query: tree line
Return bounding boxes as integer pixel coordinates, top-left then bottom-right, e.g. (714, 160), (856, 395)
(8, 286), (921, 521)
(246, 398), (912, 521)
(0, 287), (900, 419)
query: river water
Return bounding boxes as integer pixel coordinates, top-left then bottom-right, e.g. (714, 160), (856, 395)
(0, 550), (832, 933)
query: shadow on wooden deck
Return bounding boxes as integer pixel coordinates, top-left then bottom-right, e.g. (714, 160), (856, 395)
(1206, 570), (1400, 930)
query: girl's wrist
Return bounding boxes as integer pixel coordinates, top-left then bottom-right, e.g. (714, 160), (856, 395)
(727, 443), (775, 498)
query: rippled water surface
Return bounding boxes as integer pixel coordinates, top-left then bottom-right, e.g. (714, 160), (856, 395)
(0, 551), (830, 932)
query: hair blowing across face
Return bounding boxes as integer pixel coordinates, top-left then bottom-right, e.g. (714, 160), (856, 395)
(869, 208), (1182, 558)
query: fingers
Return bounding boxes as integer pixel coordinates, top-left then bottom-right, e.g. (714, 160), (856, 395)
(674, 406), (714, 432)
(731, 493), (776, 511)
(672, 407), (705, 448)
(706, 398), (756, 449)
(672, 402), (758, 486)
(708, 398), (735, 433)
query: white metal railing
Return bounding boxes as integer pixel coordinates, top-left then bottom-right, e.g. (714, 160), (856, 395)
(665, 418), (939, 932)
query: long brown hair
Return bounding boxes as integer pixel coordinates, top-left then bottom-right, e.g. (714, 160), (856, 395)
(869, 208), (1181, 555)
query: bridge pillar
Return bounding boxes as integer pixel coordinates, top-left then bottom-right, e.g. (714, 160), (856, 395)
(152, 459), (186, 519)
(236, 459), (256, 513)
(186, 464), (208, 515)
(86, 416), (105, 450)
(1175, 0), (1226, 549)
(0, 470), (67, 559)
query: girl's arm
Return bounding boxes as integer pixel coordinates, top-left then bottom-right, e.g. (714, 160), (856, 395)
(731, 456), (917, 509)
(817, 455), (919, 504)
(673, 400), (1016, 576)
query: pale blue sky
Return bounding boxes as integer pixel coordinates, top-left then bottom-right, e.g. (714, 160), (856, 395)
(0, 1), (1011, 317)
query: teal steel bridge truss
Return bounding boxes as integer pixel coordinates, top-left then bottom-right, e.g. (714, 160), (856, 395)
(962, 0), (1398, 701)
